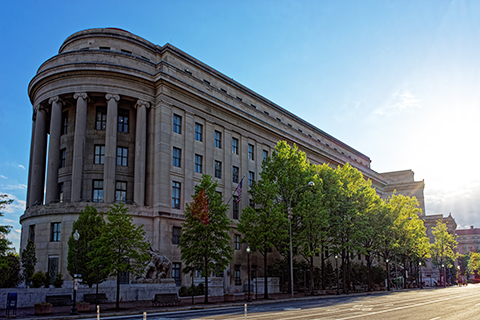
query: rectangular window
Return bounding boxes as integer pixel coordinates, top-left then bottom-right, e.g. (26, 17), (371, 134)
(48, 256), (59, 284)
(96, 107), (107, 130)
(29, 225), (35, 242)
(116, 147), (128, 166)
(263, 150), (268, 161)
(234, 234), (241, 250)
(172, 227), (181, 245)
(215, 161), (222, 179)
(234, 265), (241, 285)
(172, 262), (181, 286)
(58, 183), (64, 203)
(51, 222), (61, 242)
(233, 196), (239, 219)
(232, 166), (239, 183)
(248, 144), (254, 160)
(195, 123), (203, 142)
(249, 171), (255, 186)
(115, 181), (127, 203)
(61, 111), (68, 135)
(118, 109), (129, 133)
(60, 149), (66, 168)
(232, 138), (239, 154)
(172, 181), (181, 209)
(172, 147), (181, 167)
(249, 199), (255, 209)
(173, 114), (182, 134)
(214, 130), (222, 148)
(93, 180), (103, 202)
(195, 154), (203, 173)
(94, 145), (105, 164)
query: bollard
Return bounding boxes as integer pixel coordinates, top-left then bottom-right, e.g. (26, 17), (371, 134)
(244, 303), (247, 320)
(143, 311), (147, 320)
(97, 305), (100, 320)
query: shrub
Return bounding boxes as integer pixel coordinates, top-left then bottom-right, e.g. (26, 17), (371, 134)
(30, 271), (46, 288)
(178, 283), (206, 296)
(53, 273), (64, 288)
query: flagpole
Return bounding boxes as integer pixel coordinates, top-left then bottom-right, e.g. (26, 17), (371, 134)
(227, 175), (245, 204)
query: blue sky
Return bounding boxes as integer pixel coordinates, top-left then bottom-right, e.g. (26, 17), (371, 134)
(1, 0), (480, 251)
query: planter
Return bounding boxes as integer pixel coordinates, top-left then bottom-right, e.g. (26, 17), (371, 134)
(77, 302), (90, 312)
(224, 294), (235, 302)
(34, 303), (53, 315)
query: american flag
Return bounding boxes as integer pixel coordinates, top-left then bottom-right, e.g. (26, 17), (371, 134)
(235, 178), (243, 203)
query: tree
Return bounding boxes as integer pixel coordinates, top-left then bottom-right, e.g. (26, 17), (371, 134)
(21, 239), (37, 287)
(0, 253), (21, 288)
(90, 203), (150, 309)
(67, 205), (107, 287)
(0, 194), (14, 256)
(180, 174), (233, 304)
(467, 252), (480, 278)
(431, 220), (457, 285)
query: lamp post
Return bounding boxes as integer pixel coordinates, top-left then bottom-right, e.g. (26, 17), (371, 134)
(70, 230), (80, 315)
(419, 262), (422, 289)
(288, 181), (314, 298)
(442, 264), (445, 287)
(246, 246), (252, 302)
(457, 265), (461, 286)
(335, 255), (339, 295)
(386, 259), (390, 291)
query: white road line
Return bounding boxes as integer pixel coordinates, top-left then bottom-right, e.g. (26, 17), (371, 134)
(429, 317), (440, 320)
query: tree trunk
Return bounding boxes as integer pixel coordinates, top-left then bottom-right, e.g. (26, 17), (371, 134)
(321, 250), (325, 290)
(204, 259), (209, 304)
(264, 249), (268, 299)
(116, 270), (120, 309)
(309, 256), (314, 295)
(366, 254), (372, 291)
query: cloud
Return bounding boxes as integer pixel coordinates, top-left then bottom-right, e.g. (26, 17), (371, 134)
(1, 218), (15, 224)
(3, 184), (27, 191)
(0, 194), (25, 213)
(0, 175), (6, 179)
(374, 90), (421, 115)
(18, 165), (25, 170)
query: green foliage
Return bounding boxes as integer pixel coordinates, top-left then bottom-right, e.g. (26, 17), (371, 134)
(0, 194), (14, 257)
(0, 253), (21, 288)
(431, 221), (457, 268)
(89, 203), (150, 309)
(178, 283), (205, 296)
(21, 239), (37, 287)
(180, 174), (233, 304)
(53, 273), (64, 288)
(467, 252), (480, 276)
(67, 205), (107, 287)
(30, 271), (47, 288)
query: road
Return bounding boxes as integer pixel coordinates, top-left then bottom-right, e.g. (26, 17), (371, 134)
(86, 285), (480, 320)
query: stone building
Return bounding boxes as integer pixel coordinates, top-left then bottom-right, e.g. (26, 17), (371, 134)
(21, 28), (428, 292)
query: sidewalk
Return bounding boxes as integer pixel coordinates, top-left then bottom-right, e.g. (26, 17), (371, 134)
(0, 289), (408, 319)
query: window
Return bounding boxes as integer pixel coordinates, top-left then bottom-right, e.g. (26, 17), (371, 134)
(118, 109), (129, 133)
(29, 225), (35, 242)
(263, 150), (268, 161)
(173, 114), (182, 134)
(172, 263), (181, 286)
(233, 196), (239, 219)
(94, 145), (105, 164)
(195, 154), (203, 173)
(61, 111), (68, 135)
(117, 147), (128, 166)
(215, 130), (222, 148)
(60, 149), (66, 168)
(248, 144), (254, 160)
(249, 199), (255, 209)
(95, 107), (107, 130)
(172, 227), (181, 245)
(93, 180), (103, 202)
(232, 166), (239, 183)
(234, 265), (241, 285)
(172, 181), (181, 209)
(249, 171), (255, 186)
(58, 183), (64, 203)
(51, 222), (61, 242)
(119, 258), (129, 284)
(115, 181), (127, 203)
(232, 138), (239, 154)
(215, 161), (222, 179)
(48, 256), (59, 285)
(195, 123), (203, 142)
(234, 234), (241, 250)
(172, 147), (181, 167)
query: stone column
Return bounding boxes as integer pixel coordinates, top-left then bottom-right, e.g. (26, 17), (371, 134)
(45, 96), (63, 204)
(104, 93), (119, 203)
(134, 99), (150, 206)
(71, 93), (88, 202)
(30, 106), (48, 206)
(26, 114), (36, 208)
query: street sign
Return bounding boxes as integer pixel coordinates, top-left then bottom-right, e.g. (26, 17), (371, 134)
(74, 274), (82, 278)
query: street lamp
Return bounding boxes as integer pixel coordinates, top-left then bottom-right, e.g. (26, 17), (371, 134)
(386, 259), (390, 291)
(70, 230), (80, 315)
(288, 181), (315, 298)
(246, 246), (252, 302)
(419, 262), (422, 289)
(442, 264), (445, 287)
(335, 254), (339, 295)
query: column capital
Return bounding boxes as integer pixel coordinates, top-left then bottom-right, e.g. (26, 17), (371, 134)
(48, 96), (64, 105)
(105, 94), (120, 102)
(135, 99), (150, 109)
(73, 92), (88, 100)
(34, 104), (48, 113)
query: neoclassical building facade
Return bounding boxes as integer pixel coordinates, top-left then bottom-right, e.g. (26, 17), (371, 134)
(21, 28), (427, 291)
